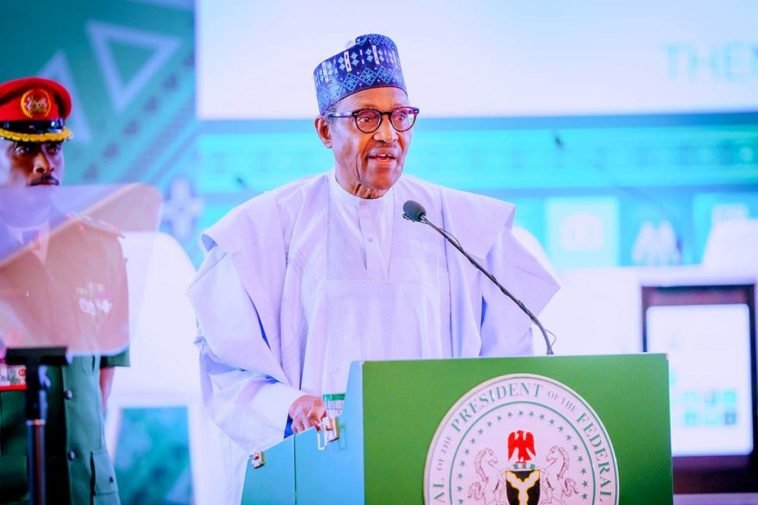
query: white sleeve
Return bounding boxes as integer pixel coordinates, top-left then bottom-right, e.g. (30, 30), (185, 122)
(189, 246), (304, 452)
(478, 224), (558, 357)
(196, 336), (304, 452)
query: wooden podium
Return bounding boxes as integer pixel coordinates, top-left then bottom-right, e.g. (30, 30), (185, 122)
(241, 354), (673, 504)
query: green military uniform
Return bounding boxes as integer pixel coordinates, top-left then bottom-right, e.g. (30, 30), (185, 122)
(0, 216), (129, 505)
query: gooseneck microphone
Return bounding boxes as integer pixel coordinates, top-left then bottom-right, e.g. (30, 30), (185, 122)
(402, 200), (555, 355)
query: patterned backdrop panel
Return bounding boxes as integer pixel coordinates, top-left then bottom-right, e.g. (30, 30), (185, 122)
(1, 2), (195, 504)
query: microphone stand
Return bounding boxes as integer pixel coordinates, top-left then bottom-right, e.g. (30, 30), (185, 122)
(404, 212), (555, 355)
(5, 346), (71, 505)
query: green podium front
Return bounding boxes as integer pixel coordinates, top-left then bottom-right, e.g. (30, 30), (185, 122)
(242, 354), (673, 504)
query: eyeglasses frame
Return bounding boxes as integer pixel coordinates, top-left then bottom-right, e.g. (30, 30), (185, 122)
(326, 106), (420, 133)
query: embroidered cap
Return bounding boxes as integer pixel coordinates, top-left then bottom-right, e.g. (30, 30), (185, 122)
(0, 77), (72, 143)
(313, 34), (407, 115)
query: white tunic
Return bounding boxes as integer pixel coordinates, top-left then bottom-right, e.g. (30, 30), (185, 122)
(187, 171), (559, 501)
(300, 172), (451, 395)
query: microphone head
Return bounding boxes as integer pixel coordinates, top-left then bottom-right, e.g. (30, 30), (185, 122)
(402, 200), (427, 222)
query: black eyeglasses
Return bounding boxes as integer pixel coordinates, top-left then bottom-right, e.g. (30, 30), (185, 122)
(327, 106), (420, 134)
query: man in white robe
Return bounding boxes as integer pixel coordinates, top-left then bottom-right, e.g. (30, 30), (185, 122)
(187, 33), (559, 501)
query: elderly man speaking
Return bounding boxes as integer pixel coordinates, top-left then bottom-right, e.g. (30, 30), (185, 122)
(189, 33), (558, 491)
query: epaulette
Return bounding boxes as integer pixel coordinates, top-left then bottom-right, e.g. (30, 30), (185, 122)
(65, 212), (123, 238)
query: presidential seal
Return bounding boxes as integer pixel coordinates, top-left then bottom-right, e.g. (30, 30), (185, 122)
(424, 374), (619, 505)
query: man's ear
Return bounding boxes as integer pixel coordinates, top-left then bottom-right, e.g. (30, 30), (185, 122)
(314, 116), (332, 148)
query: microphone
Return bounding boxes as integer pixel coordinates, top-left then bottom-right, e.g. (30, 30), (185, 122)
(402, 200), (555, 355)
(402, 200), (427, 223)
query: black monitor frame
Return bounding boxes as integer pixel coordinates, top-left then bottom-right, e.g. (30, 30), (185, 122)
(641, 283), (758, 494)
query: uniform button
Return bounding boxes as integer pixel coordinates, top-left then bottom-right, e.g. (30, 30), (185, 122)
(67, 450), (76, 461)
(64, 390), (73, 400)
(367, 237), (374, 242)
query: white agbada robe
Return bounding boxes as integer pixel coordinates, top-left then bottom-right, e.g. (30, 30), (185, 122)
(301, 172), (452, 395)
(187, 170), (559, 502)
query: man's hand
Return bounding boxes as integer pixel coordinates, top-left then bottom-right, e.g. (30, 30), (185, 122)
(288, 395), (326, 433)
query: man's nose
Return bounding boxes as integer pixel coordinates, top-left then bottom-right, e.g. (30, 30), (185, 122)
(374, 117), (398, 143)
(33, 152), (53, 175)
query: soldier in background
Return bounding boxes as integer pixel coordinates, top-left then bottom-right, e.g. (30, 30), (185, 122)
(0, 77), (128, 505)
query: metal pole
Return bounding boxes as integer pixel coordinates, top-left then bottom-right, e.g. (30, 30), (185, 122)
(25, 362), (49, 505)
(26, 418), (46, 505)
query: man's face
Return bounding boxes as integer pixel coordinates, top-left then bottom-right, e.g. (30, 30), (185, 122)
(0, 138), (65, 188)
(316, 86), (413, 199)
